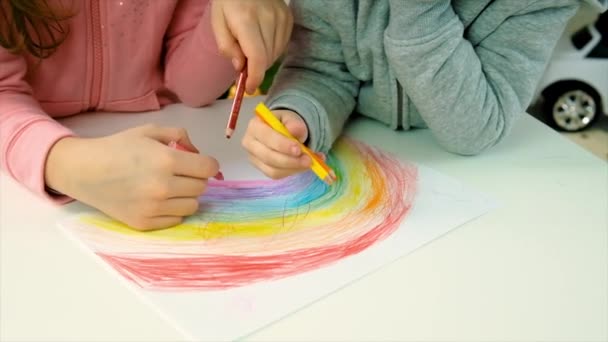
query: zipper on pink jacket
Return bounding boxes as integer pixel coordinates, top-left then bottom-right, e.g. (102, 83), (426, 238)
(89, 0), (103, 110)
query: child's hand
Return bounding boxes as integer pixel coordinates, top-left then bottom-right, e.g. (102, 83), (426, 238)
(241, 109), (314, 179)
(211, 0), (293, 93)
(45, 125), (220, 230)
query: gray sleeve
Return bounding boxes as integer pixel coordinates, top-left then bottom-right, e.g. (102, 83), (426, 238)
(264, 1), (359, 153)
(384, 0), (580, 155)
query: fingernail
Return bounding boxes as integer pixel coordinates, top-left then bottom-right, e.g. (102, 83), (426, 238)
(232, 58), (240, 70)
(291, 146), (300, 156)
(214, 171), (224, 181)
(318, 152), (326, 161)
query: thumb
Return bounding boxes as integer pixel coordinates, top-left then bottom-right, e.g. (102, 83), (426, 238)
(142, 125), (199, 153)
(282, 113), (308, 144)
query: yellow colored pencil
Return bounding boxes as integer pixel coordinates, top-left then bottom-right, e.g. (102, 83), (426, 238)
(254, 102), (336, 185)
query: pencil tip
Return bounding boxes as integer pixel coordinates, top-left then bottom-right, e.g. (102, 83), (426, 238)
(225, 128), (234, 139)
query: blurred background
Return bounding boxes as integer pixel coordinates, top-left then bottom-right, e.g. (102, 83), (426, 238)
(527, 6), (607, 161)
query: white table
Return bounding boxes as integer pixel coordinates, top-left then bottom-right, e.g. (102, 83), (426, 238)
(2, 97), (606, 341)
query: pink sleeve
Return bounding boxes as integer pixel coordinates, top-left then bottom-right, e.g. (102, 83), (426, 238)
(163, 0), (236, 107)
(0, 49), (74, 203)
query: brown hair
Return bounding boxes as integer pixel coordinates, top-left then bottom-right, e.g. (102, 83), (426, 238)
(0, 0), (73, 58)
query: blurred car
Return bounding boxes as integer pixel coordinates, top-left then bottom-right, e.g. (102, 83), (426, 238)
(534, 12), (607, 131)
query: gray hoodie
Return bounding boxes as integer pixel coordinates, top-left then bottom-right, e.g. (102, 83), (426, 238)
(266, 0), (607, 155)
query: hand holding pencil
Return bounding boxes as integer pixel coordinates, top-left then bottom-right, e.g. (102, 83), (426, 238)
(210, 0), (293, 94)
(241, 104), (335, 184)
(45, 125), (221, 231)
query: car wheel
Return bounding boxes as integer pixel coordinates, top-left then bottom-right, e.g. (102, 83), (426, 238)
(545, 87), (600, 132)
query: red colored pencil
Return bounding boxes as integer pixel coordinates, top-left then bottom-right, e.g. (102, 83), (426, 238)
(168, 141), (224, 181)
(225, 63), (248, 139)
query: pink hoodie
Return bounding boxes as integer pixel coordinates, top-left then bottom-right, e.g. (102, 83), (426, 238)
(0, 0), (235, 201)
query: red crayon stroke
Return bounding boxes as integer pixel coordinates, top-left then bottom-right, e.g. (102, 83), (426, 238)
(97, 142), (417, 291)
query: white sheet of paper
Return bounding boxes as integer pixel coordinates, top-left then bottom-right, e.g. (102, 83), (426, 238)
(57, 103), (498, 341)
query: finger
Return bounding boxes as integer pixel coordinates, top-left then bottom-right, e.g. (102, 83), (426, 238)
(248, 154), (305, 180)
(273, 6), (293, 62)
(143, 126), (199, 153)
(131, 216), (184, 231)
(168, 176), (208, 198)
(257, 11), (277, 67)
(172, 152), (220, 179)
(212, 4), (246, 69)
(246, 137), (310, 169)
(281, 114), (308, 143)
(227, 16), (267, 93)
(248, 117), (302, 156)
(157, 198), (200, 217)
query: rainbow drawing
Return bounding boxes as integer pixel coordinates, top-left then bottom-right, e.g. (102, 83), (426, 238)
(63, 138), (417, 291)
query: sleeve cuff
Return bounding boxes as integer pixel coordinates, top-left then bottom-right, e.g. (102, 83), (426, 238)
(266, 92), (331, 152)
(5, 119), (75, 204)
